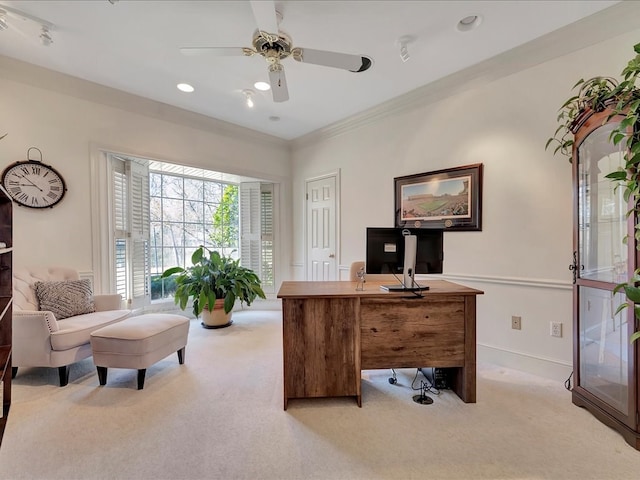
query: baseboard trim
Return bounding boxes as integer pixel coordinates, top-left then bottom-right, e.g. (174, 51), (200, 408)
(478, 343), (572, 382)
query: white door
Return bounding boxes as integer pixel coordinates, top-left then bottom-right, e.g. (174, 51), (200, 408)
(306, 174), (338, 281)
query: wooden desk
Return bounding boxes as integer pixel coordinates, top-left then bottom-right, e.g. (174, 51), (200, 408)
(277, 280), (484, 409)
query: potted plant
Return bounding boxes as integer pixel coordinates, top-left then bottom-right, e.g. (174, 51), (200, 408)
(161, 246), (266, 329)
(547, 43), (640, 342)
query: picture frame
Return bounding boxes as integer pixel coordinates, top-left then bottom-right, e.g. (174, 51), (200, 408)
(394, 163), (483, 231)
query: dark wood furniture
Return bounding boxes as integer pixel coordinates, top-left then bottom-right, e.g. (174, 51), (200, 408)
(278, 279), (483, 409)
(570, 107), (640, 450)
(0, 185), (12, 448)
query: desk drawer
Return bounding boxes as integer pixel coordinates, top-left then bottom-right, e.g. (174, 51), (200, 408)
(360, 296), (465, 369)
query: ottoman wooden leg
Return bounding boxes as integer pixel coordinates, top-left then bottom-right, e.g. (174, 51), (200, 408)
(177, 347), (186, 364)
(137, 369), (147, 390)
(97, 366), (108, 386)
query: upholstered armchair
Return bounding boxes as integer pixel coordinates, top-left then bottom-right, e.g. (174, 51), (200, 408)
(12, 267), (131, 386)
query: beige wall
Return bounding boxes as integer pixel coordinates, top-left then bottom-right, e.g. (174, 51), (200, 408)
(290, 29), (640, 379)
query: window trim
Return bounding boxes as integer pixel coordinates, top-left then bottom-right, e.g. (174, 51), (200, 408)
(90, 146), (281, 303)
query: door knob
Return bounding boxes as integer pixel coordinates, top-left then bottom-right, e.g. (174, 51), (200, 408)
(329, 254), (335, 258)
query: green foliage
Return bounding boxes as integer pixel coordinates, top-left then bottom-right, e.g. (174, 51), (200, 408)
(548, 43), (640, 344)
(161, 245), (266, 317)
(209, 185), (238, 248)
(150, 274), (177, 300)
(545, 77), (619, 159)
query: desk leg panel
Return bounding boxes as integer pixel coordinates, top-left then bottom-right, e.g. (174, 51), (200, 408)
(450, 295), (477, 403)
(282, 298), (360, 406)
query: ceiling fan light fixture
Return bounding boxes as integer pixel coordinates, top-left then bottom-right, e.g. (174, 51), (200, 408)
(243, 89), (255, 108)
(177, 83), (194, 93)
(254, 81), (271, 91)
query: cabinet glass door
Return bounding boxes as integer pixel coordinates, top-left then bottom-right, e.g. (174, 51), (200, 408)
(576, 121), (634, 423)
(577, 123), (627, 284)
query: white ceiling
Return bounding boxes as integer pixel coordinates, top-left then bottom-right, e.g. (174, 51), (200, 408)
(0, 0), (622, 140)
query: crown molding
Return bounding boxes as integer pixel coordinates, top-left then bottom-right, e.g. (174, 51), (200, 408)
(0, 54), (289, 150)
(291, 1), (639, 150)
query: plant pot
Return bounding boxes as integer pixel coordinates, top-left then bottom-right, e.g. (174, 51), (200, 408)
(201, 299), (233, 329)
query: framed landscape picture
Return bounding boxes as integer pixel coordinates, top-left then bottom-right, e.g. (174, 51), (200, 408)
(394, 163), (483, 231)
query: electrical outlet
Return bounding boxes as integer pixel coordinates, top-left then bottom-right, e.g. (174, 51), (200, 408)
(551, 321), (563, 337)
(511, 315), (521, 330)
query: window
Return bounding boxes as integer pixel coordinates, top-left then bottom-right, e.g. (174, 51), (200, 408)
(107, 154), (275, 308)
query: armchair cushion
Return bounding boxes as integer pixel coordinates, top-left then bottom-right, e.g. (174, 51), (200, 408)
(34, 279), (95, 320)
(50, 310), (130, 351)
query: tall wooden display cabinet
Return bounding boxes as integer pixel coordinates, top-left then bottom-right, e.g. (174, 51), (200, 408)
(571, 106), (640, 449)
(0, 184), (11, 448)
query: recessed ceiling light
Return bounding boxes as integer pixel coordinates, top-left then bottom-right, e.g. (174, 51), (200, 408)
(456, 15), (482, 32)
(254, 81), (271, 91)
(177, 83), (194, 93)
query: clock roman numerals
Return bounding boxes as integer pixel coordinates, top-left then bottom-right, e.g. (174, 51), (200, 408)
(1, 160), (67, 208)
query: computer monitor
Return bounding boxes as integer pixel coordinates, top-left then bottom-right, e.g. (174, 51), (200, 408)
(365, 227), (443, 291)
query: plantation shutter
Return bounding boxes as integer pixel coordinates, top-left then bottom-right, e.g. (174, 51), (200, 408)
(128, 160), (150, 307)
(110, 156), (150, 308)
(240, 182), (261, 272)
(260, 184), (275, 293)
(112, 158), (128, 298)
(239, 182), (275, 294)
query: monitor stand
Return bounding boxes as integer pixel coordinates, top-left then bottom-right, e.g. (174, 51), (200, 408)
(380, 283), (429, 292)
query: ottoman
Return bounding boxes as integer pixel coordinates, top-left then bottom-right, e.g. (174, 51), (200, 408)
(90, 313), (190, 389)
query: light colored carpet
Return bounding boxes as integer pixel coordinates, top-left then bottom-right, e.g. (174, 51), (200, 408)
(2, 310), (640, 480)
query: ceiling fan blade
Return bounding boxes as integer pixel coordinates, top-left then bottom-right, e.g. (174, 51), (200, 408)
(250, 0), (279, 34)
(293, 48), (372, 72)
(269, 67), (289, 103)
(180, 47), (248, 57)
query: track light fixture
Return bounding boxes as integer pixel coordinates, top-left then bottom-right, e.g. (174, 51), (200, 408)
(243, 89), (255, 108)
(0, 10), (8, 31)
(399, 42), (410, 63)
(396, 35), (415, 63)
(40, 26), (53, 46)
(0, 3), (55, 46)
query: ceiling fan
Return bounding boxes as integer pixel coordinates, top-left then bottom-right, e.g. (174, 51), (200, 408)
(180, 1), (373, 103)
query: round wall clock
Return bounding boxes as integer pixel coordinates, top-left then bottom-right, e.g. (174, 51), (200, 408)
(1, 148), (67, 208)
